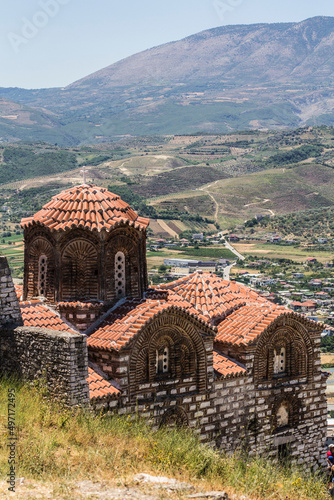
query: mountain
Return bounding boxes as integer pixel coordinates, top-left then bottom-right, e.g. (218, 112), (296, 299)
(70, 16), (334, 88)
(2, 16), (334, 144)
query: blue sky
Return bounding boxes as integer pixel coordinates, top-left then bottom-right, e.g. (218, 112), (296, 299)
(1, 0), (334, 89)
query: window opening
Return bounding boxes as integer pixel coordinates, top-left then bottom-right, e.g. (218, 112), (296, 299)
(38, 255), (47, 296)
(156, 346), (169, 374)
(276, 404), (289, 428)
(274, 346), (286, 374)
(115, 251), (125, 297)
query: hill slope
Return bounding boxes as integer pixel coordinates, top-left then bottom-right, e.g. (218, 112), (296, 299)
(70, 16), (334, 88)
(2, 17), (334, 143)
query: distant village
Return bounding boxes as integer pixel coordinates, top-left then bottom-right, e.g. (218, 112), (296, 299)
(148, 230), (334, 339)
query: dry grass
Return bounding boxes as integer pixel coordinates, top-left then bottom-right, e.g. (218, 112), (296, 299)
(321, 354), (334, 365)
(0, 377), (329, 500)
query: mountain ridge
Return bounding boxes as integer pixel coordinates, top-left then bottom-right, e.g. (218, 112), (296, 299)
(2, 16), (334, 144)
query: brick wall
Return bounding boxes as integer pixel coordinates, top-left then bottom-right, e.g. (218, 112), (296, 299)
(88, 312), (327, 467)
(0, 326), (89, 406)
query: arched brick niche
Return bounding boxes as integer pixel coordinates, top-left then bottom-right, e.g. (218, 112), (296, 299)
(24, 233), (56, 301)
(129, 310), (209, 397)
(159, 406), (189, 428)
(253, 316), (314, 384)
(105, 227), (146, 301)
(271, 394), (301, 432)
(61, 239), (99, 301)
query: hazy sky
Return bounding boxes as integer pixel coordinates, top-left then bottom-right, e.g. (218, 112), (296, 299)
(1, 0), (334, 89)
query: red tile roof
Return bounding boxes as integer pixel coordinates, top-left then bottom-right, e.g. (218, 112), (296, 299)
(215, 303), (287, 345)
(87, 367), (120, 400)
(158, 272), (267, 320)
(20, 301), (77, 333)
(14, 284), (23, 301)
(88, 288), (215, 351)
(87, 273), (321, 351)
(213, 351), (246, 378)
(21, 185), (149, 233)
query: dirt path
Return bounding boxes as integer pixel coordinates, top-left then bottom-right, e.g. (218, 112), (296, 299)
(157, 219), (179, 239)
(118, 159), (132, 176)
(198, 180), (220, 222)
(244, 199), (270, 208)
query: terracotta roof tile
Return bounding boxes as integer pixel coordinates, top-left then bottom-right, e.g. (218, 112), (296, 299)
(87, 272), (315, 350)
(213, 351), (246, 378)
(14, 285), (23, 301)
(88, 289), (214, 351)
(158, 272), (268, 321)
(20, 301), (77, 334)
(87, 367), (120, 400)
(215, 303), (288, 345)
(21, 185), (150, 233)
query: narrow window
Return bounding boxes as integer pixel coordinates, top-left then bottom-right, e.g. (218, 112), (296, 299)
(115, 251), (125, 298)
(38, 254), (47, 297)
(156, 346), (169, 374)
(276, 403), (289, 428)
(274, 346), (286, 374)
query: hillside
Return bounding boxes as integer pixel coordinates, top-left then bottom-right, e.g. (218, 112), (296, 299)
(2, 18), (334, 143)
(2, 127), (334, 233)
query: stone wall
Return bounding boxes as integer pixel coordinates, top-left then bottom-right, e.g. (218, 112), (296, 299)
(0, 256), (22, 327)
(88, 313), (327, 467)
(88, 311), (217, 442)
(0, 326), (89, 406)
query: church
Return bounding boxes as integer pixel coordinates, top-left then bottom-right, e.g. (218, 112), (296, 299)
(0, 183), (328, 466)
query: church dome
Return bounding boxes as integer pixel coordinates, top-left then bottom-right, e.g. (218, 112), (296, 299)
(21, 184), (149, 232)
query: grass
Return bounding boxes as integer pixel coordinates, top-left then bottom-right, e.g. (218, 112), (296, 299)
(233, 242), (334, 263)
(0, 377), (329, 499)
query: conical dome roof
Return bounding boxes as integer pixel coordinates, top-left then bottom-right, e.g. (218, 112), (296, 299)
(21, 184), (149, 232)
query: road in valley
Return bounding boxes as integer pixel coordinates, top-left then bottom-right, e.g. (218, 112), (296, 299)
(223, 262), (236, 281)
(223, 240), (245, 261)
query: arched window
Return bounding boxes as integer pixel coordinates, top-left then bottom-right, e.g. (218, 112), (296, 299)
(274, 346), (286, 375)
(115, 251), (126, 298)
(156, 346), (169, 374)
(38, 255), (47, 296)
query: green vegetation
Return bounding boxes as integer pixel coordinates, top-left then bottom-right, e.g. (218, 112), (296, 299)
(321, 336), (334, 353)
(265, 144), (323, 167)
(108, 184), (158, 218)
(0, 146), (77, 185)
(259, 206), (334, 241)
(0, 377), (329, 499)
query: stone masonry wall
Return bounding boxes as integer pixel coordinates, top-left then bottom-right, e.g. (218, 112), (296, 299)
(89, 331), (217, 443)
(0, 256), (22, 327)
(0, 326), (89, 406)
(212, 338), (327, 468)
(89, 324), (327, 467)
